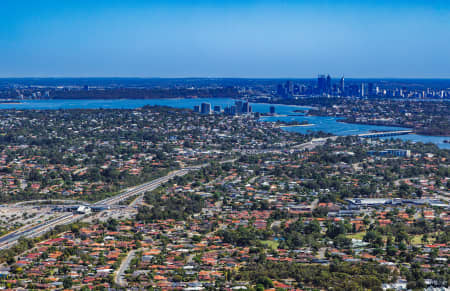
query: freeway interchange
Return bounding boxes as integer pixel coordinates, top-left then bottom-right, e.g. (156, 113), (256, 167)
(0, 166), (205, 250)
(0, 153), (300, 251)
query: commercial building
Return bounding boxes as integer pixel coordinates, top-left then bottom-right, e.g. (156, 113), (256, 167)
(385, 149), (411, 158)
(200, 103), (211, 114)
(269, 106), (276, 115)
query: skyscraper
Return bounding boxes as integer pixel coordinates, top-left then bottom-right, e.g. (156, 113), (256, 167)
(340, 76), (345, 96)
(326, 75), (331, 94)
(317, 75), (326, 94)
(242, 102), (251, 114)
(235, 100), (243, 114)
(368, 83), (374, 96)
(200, 102), (211, 114)
(286, 80), (294, 95)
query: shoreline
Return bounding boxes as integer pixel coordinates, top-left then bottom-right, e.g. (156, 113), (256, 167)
(305, 113), (450, 138)
(339, 119), (449, 137)
(0, 97), (448, 139)
(254, 101), (447, 138)
(279, 124), (314, 128)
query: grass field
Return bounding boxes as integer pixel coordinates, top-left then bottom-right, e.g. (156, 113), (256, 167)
(410, 234), (436, 245)
(346, 232), (366, 240)
(261, 240), (280, 250)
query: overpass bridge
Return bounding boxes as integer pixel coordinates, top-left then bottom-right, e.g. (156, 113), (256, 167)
(357, 130), (413, 138)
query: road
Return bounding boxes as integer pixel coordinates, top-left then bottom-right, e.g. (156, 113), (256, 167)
(0, 159), (236, 250)
(94, 160), (235, 207)
(0, 150), (313, 251)
(0, 214), (80, 250)
(311, 199), (319, 210)
(0, 170), (194, 249)
(129, 194), (144, 208)
(237, 136), (337, 155)
(317, 247), (327, 259)
(114, 249), (139, 287)
(435, 192), (450, 203)
(93, 169), (191, 206)
(0, 170), (191, 250)
(13, 199), (91, 207)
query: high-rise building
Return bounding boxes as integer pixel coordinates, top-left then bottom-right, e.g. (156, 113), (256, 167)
(230, 105), (237, 115)
(349, 84), (359, 97)
(340, 76), (345, 96)
(299, 85), (307, 94)
(242, 102), (251, 114)
(326, 75), (331, 93)
(368, 83), (374, 96)
(200, 102), (211, 114)
(286, 80), (294, 95)
(235, 100), (243, 114)
(317, 75), (327, 94)
(277, 84), (285, 96)
(213, 105), (221, 113)
(193, 105), (200, 113)
(360, 83), (365, 97)
(269, 106), (276, 115)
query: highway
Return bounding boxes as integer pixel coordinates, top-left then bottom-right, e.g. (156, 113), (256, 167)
(13, 199), (91, 207)
(0, 170), (191, 250)
(99, 160), (234, 207)
(0, 214), (79, 250)
(92, 168), (191, 206)
(237, 136), (337, 154)
(0, 131), (415, 253)
(0, 160), (234, 250)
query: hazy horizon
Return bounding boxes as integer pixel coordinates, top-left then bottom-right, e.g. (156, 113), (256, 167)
(2, 77), (450, 80)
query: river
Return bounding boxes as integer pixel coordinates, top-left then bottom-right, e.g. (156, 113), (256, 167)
(0, 98), (448, 149)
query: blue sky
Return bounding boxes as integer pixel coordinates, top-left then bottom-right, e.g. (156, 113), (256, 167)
(1, 0), (449, 78)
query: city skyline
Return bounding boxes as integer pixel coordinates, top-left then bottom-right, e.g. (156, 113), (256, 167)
(0, 2), (448, 289)
(1, 0), (450, 78)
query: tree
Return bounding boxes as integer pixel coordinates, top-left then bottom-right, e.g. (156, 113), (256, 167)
(334, 234), (352, 249)
(421, 234), (428, 245)
(255, 276), (274, 288)
(63, 277), (73, 289)
(106, 218), (118, 231)
(326, 221), (347, 239)
(364, 231), (383, 248)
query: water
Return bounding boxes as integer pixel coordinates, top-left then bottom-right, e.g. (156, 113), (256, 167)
(0, 98), (448, 149)
(262, 115), (450, 149)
